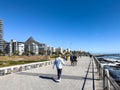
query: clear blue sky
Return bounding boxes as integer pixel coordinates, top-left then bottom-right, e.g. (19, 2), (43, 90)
(0, 0), (120, 53)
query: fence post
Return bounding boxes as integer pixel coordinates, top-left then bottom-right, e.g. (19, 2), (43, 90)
(105, 69), (110, 90)
(103, 69), (110, 90)
(103, 69), (106, 90)
(98, 64), (101, 79)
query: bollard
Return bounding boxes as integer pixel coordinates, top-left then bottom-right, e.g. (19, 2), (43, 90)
(103, 69), (110, 90)
(105, 69), (110, 90)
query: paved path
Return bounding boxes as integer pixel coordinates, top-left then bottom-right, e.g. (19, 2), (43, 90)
(0, 56), (102, 90)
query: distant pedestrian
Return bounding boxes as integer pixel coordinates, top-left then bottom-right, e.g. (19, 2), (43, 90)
(70, 54), (74, 66)
(89, 54), (92, 58)
(73, 55), (77, 66)
(53, 53), (65, 82)
(64, 55), (67, 61)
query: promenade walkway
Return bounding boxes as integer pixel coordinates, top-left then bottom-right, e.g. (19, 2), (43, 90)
(0, 56), (103, 90)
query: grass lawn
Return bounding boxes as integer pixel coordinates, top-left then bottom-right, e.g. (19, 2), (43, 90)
(0, 55), (51, 68)
(0, 60), (48, 67)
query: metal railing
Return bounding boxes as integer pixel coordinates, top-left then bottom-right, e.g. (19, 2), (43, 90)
(93, 56), (120, 90)
(103, 69), (120, 90)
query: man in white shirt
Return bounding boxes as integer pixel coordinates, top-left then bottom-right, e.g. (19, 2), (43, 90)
(53, 54), (65, 82)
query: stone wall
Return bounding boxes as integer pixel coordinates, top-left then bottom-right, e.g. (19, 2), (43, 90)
(0, 60), (54, 76)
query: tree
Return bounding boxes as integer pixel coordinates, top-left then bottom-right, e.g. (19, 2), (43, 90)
(30, 51), (35, 55)
(0, 50), (5, 56)
(13, 51), (19, 56)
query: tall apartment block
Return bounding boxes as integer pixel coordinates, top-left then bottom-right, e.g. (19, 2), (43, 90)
(0, 20), (3, 51)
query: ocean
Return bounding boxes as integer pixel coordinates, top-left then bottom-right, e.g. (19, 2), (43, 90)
(97, 55), (120, 62)
(101, 55), (120, 61)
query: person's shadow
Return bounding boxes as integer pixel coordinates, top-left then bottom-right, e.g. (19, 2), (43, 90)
(39, 76), (58, 82)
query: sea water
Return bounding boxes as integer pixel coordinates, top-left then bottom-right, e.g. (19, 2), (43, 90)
(97, 55), (120, 62)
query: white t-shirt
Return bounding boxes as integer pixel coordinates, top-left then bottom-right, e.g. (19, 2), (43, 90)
(54, 57), (65, 69)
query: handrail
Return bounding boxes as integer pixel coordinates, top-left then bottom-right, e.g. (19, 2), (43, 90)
(103, 69), (120, 90)
(93, 56), (120, 90)
(93, 56), (103, 79)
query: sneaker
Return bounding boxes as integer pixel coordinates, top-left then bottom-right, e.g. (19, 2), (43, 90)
(56, 79), (61, 82)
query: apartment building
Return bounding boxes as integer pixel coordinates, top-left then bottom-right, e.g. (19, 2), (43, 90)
(9, 40), (25, 55)
(0, 20), (3, 51)
(25, 43), (39, 55)
(56, 47), (63, 54)
(17, 42), (24, 55)
(0, 23), (68, 55)
(51, 47), (56, 53)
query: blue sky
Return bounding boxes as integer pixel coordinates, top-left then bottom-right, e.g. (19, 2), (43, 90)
(0, 0), (120, 53)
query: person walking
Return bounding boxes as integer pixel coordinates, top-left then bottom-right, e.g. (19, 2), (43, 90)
(70, 54), (74, 66)
(53, 53), (65, 82)
(73, 55), (77, 66)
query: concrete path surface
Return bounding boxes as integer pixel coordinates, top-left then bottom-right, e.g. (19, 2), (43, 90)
(0, 56), (103, 90)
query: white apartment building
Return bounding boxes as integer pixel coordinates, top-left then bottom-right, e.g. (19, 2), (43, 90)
(17, 42), (24, 55)
(27, 43), (39, 55)
(51, 47), (56, 52)
(9, 40), (25, 55)
(56, 47), (63, 54)
(47, 46), (52, 51)
(39, 43), (47, 51)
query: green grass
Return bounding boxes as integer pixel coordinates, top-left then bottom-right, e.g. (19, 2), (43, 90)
(0, 60), (48, 68)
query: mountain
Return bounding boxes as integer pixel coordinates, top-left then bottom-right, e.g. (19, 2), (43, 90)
(25, 36), (38, 45)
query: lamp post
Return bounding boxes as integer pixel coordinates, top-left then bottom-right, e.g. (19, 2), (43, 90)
(69, 42), (72, 50)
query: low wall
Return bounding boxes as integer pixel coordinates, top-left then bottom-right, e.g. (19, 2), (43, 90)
(0, 60), (54, 76)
